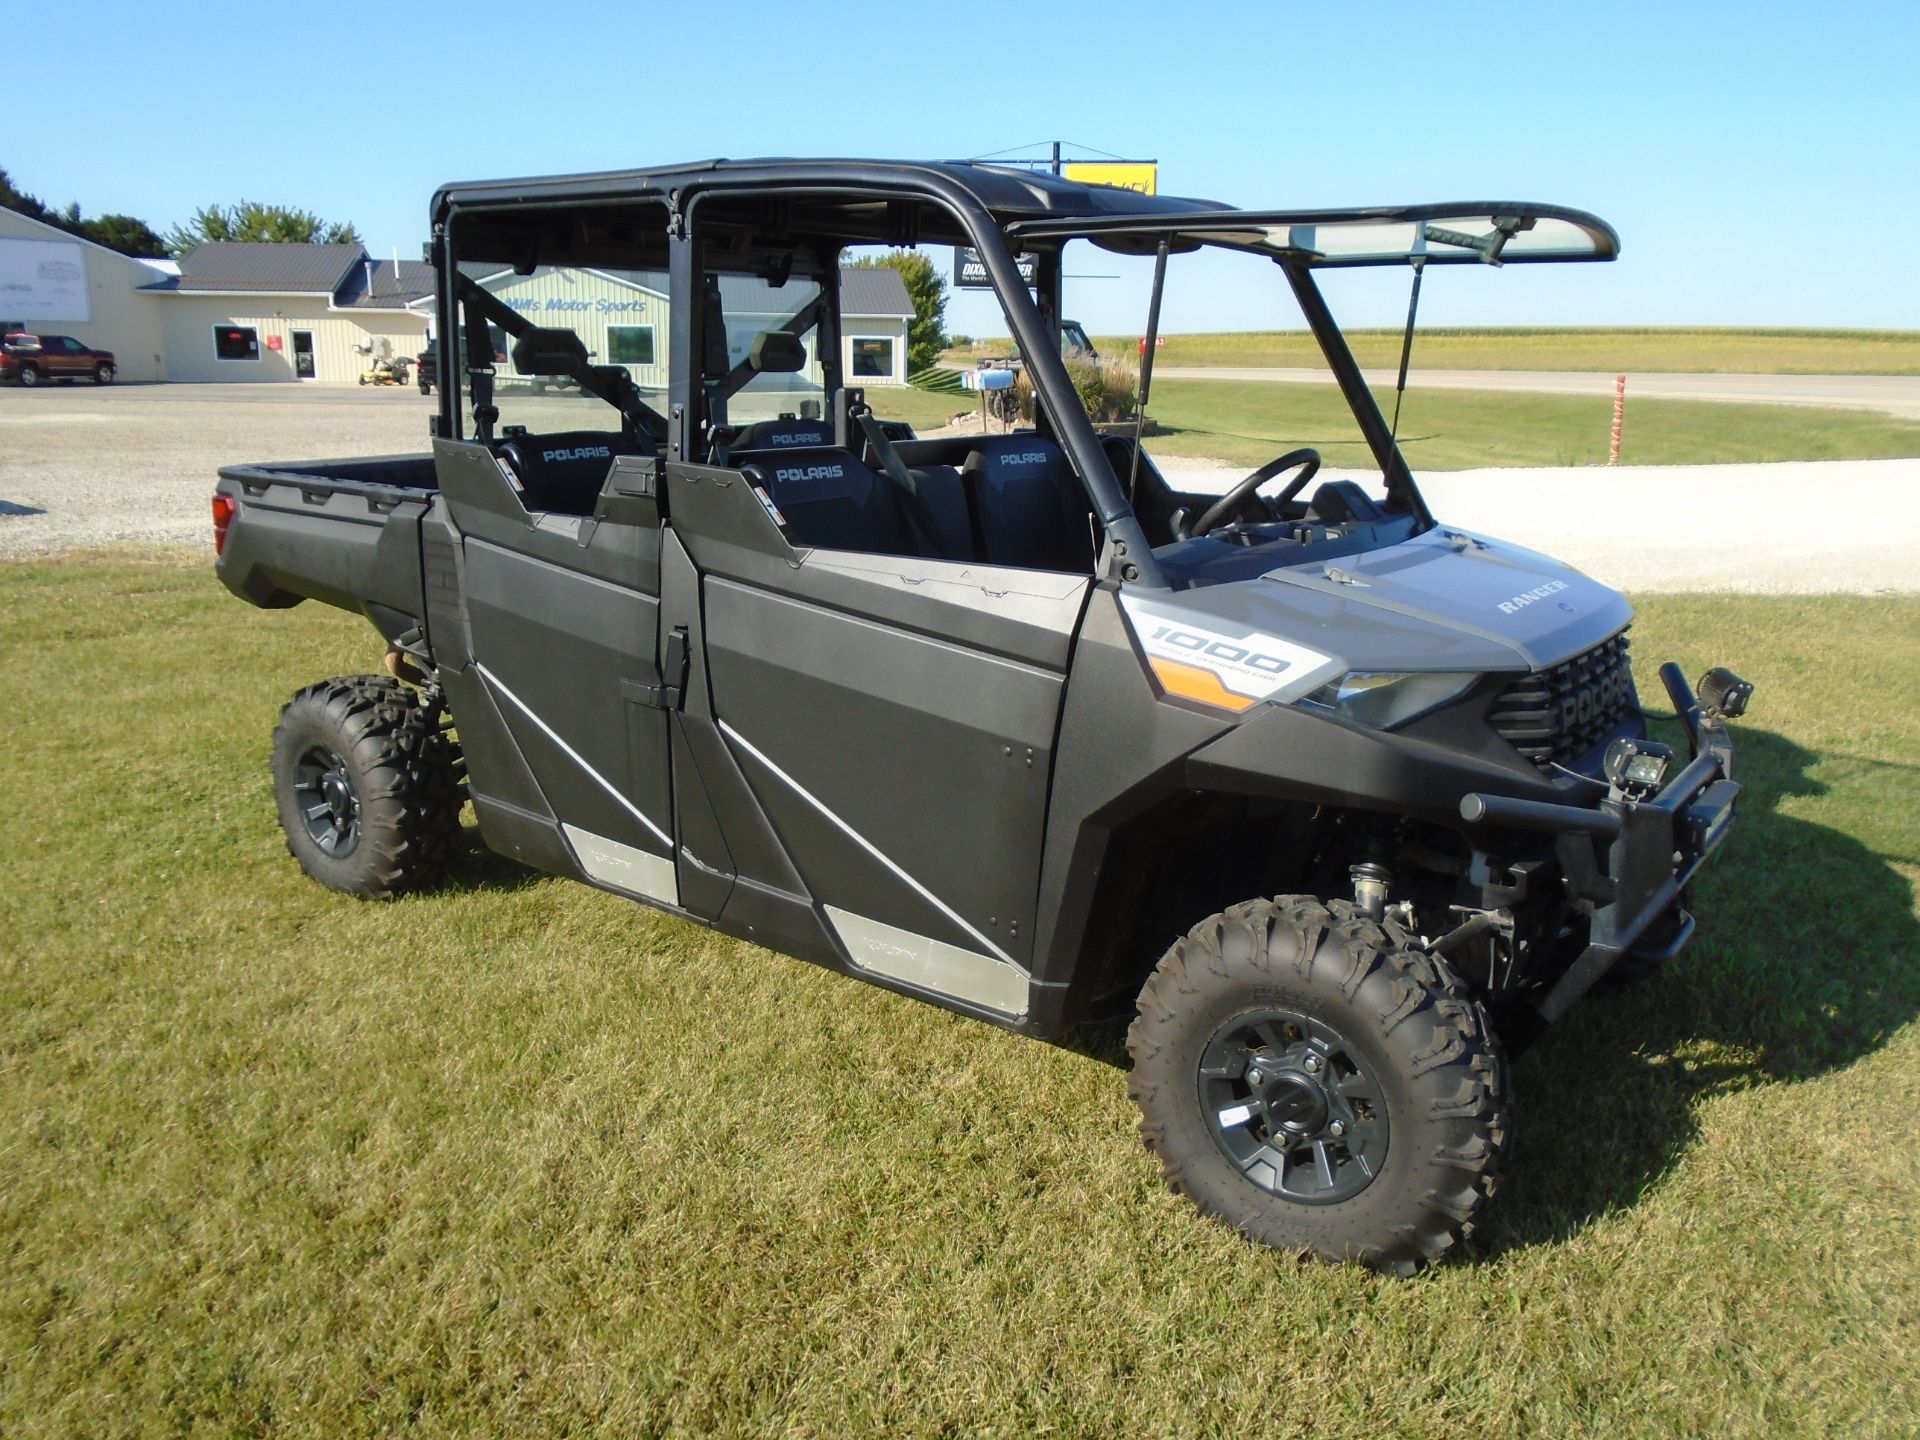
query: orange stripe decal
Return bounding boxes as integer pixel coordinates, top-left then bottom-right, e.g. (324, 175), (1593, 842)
(1147, 656), (1259, 712)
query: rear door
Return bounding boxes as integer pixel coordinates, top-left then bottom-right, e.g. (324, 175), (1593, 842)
(432, 438), (679, 908)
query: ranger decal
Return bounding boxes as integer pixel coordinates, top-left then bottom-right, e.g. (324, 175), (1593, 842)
(1497, 580), (1570, 614)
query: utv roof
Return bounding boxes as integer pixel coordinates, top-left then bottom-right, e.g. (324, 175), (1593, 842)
(431, 159), (1618, 267)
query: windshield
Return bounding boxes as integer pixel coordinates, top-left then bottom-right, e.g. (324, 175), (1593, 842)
(456, 261), (669, 437)
(714, 270), (826, 427)
(1048, 234), (1405, 507)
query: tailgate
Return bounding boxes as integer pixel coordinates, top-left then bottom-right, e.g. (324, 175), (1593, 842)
(214, 456), (436, 635)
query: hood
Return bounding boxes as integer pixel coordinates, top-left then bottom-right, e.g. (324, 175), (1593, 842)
(1259, 527), (1631, 670)
(1120, 528), (1630, 713)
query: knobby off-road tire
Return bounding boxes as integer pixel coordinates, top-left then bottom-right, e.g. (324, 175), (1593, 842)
(270, 675), (465, 898)
(1127, 896), (1509, 1276)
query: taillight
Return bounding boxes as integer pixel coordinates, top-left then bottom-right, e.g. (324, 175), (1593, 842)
(211, 492), (236, 555)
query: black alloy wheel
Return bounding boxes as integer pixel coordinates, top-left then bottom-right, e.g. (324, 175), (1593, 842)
(1198, 1005), (1390, 1206)
(292, 743), (362, 857)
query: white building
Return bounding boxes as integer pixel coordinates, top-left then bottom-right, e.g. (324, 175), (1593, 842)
(0, 206), (173, 381)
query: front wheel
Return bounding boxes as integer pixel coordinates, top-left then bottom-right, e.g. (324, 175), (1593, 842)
(1128, 896), (1509, 1275)
(93, 362), (115, 384)
(270, 676), (465, 898)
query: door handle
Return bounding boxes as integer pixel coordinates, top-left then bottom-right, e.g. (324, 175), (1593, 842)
(625, 625), (691, 711)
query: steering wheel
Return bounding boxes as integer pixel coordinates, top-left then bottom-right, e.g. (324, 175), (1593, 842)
(1187, 448), (1322, 539)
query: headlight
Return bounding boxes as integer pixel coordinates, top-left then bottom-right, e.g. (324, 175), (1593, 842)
(1301, 671), (1481, 729)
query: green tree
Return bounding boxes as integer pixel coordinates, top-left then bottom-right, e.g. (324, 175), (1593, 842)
(850, 250), (948, 373)
(166, 201), (362, 256)
(0, 167), (55, 226)
(78, 213), (168, 257)
(0, 168), (169, 257)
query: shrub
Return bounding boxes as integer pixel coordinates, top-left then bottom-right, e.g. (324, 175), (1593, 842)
(1014, 356), (1141, 424)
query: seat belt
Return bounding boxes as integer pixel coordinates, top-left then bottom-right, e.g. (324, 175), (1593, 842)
(855, 410), (945, 558)
(461, 290), (497, 444)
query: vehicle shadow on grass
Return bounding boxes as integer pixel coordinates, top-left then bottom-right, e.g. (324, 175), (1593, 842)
(436, 818), (549, 895)
(1480, 725), (1920, 1260)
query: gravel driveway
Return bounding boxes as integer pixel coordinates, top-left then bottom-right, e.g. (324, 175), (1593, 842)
(3, 384), (1915, 593)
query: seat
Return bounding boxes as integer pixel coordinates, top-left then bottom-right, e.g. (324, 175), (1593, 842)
(736, 447), (917, 555)
(732, 414), (834, 453)
(1310, 479), (1388, 525)
(496, 429), (653, 515)
(961, 436), (1096, 572)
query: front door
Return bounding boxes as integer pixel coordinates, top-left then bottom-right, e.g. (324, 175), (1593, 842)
(664, 462), (1086, 1020)
(291, 330), (315, 379)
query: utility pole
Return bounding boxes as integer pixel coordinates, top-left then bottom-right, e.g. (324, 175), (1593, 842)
(1051, 141), (1061, 176)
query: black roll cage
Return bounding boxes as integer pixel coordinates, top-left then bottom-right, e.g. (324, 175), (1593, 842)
(429, 163), (1616, 592)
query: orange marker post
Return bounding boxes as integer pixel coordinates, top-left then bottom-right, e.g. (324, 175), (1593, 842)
(1609, 373), (1626, 466)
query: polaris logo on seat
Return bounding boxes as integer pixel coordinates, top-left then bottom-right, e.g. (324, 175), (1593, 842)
(542, 445), (611, 463)
(1497, 580), (1570, 615)
(774, 464), (845, 483)
(1001, 451), (1050, 466)
(767, 432), (819, 446)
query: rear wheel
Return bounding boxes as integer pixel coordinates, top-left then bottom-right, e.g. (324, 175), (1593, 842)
(269, 675), (465, 898)
(16, 365), (38, 387)
(1128, 896), (1509, 1275)
(93, 362), (115, 384)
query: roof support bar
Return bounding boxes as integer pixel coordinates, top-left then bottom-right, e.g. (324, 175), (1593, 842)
(1281, 260), (1433, 530)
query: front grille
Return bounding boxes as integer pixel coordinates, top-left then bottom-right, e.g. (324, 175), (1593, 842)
(1490, 630), (1637, 771)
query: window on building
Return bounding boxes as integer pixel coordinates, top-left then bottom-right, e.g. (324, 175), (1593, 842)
(850, 336), (895, 378)
(607, 325), (656, 366)
(214, 326), (259, 361)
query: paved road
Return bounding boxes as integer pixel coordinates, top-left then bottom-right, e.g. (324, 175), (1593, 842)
(1154, 455), (1920, 595)
(1152, 368), (1920, 420)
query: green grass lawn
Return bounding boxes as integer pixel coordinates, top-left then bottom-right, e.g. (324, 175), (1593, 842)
(3, 557), (1917, 1436)
(1051, 327), (1920, 374)
(1142, 378), (1920, 471)
(878, 377), (1920, 470)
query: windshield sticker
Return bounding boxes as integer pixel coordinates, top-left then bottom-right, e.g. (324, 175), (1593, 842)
(1119, 594), (1334, 714)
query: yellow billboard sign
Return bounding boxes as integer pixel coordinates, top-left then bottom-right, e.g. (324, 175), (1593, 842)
(1061, 161), (1158, 196)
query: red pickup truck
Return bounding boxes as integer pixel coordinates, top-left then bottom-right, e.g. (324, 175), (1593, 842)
(1, 333), (117, 386)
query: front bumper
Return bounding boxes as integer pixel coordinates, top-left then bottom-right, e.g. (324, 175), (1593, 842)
(1460, 663), (1745, 1021)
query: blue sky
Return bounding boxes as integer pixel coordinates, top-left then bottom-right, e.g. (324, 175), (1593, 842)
(11, 1), (1918, 336)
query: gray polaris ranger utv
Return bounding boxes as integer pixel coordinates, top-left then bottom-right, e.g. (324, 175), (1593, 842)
(213, 160), (1751, 1274)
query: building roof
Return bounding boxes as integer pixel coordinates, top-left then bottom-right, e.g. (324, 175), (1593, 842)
(837, 266), (914, 318)
(172, 242), (365, 294)
(334, 258), (436, 309)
